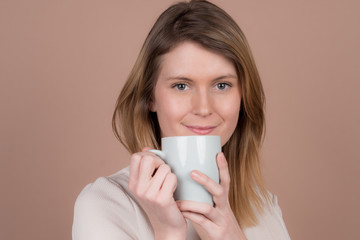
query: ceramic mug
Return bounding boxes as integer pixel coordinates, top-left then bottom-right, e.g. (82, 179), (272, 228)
(149, 135), (221, 205)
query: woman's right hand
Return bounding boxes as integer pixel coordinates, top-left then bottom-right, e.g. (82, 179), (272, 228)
(128, 147), (187, 240)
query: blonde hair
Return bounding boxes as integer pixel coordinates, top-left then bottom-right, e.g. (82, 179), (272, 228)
(112, 0), (270, 227)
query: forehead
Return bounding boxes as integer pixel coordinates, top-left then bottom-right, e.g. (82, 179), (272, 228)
(157, 41), (237, 78)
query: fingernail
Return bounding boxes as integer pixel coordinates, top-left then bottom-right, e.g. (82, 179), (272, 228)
(219, 152), (225, 161)
(191, 171), (201, 179)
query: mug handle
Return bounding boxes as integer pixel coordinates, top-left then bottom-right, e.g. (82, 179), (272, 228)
(148, 149), (166, 160)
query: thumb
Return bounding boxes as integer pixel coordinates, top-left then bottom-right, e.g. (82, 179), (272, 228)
(141, 147), (152, 152)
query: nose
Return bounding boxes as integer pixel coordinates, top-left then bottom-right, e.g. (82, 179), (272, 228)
(191, 89), (213, 117)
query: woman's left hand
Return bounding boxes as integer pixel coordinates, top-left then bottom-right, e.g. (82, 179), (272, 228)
(177, 152), (247, 240)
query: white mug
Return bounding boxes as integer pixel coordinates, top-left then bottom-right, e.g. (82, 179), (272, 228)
(149, 135), (221, 205)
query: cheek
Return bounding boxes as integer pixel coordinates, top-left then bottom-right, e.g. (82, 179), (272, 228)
(217, 95), (241, 142)
(156, 97), (189, 138)
(160, 97), (184, 117)
(219, 96), (241, 123)
(225, 107), (240, 132)
(156, 96), (188, 128)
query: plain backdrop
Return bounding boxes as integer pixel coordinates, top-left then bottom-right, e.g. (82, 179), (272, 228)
(1, 0), (359, 239)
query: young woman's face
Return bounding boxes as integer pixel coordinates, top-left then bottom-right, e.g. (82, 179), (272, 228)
(150, 41), (241, 146)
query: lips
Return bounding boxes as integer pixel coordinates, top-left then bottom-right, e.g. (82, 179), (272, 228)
(184, 124), (217, 135)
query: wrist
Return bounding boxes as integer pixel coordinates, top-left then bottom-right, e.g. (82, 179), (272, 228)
(155, 233), (185, 240)
(154, 228), (186, 240)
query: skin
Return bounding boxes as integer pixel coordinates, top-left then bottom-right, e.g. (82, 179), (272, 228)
(128, 41), (247, 240)
(150, 41), (241, 146)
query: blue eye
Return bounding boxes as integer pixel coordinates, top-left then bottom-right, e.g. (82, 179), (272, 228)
(173, 83), (188, 91)
(216, 82), (230, 90)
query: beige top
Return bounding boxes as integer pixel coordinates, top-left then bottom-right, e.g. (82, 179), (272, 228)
(72, 166), (291, 240)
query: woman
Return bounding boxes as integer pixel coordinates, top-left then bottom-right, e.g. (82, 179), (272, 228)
(73, 1), (291, 239)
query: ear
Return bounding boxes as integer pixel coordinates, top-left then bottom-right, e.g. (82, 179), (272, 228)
(148, 99), (157, 112)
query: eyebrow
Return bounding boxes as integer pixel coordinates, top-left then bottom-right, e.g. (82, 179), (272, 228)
(165, 74), (237, 82)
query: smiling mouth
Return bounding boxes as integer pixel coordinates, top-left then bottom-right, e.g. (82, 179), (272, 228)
(183, 124), (217, 135)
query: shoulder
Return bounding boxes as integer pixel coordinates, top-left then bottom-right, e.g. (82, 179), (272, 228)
(72, 166), (153, 240)
(268, 192), (284, 217)
(74, 167), (134, 216)
(243, 191), (291, 240)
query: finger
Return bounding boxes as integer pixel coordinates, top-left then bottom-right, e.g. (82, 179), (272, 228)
(142, 147), (152, 152)
(190, 170), (223, 200)
(158, 172), (177, 198)
(147, 164), (171, 194)
(181, 211), (217, 232)
(217, 152), (230, 192)
(177, 201), (224, 225)
(138, 154), (162, 184)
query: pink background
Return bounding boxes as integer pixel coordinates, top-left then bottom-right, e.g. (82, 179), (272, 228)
(1, 0), (359, 239)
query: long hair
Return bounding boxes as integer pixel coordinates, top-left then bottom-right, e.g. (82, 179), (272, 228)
(112, 0), (270, 227)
